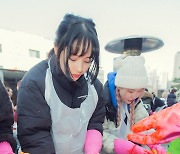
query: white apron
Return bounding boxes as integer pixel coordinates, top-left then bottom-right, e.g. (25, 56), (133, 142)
(108, 103), (131, 140)
(109, 100), (144, 140)
(45, 62), (98, 154)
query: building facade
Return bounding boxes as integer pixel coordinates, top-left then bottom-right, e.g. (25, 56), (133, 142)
(0, 28), (104, 85)
(173, 51), (180, 79)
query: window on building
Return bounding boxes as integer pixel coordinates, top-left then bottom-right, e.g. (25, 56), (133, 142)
(29, 49), (40, 58)
(0, 44), (2, 53)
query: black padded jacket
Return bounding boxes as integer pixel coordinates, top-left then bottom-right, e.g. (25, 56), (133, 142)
(17, 54), (105, 154)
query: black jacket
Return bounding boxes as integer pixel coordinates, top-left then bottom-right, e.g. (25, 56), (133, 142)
(141, 91), (153, 114)
(0, 80), (17, 152)
(151, 96), (166, 112)
(17, 54), (105, 154)
(167, 92), (177, 107)
(103, 81), (117, 124)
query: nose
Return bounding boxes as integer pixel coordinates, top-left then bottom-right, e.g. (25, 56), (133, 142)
(132, 92), (139, 100)
(75, 60), (83, 73)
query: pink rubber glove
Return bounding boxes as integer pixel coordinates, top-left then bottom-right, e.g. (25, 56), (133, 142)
(0, 142), (14, 154)
(114, 139), (152, 154)
(148, 144), (167, 154)
(149, 110), (154, 115)
(84, 129), (102, 154)
(128, 103), (180, 144)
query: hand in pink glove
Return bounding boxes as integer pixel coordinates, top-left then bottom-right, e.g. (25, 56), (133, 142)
(84, 129), (102, 154)
(114, 139), (152, 154)
(0, 142), (14, 154)
(128, 103), (180, 145)
(148, 144), (167, 154)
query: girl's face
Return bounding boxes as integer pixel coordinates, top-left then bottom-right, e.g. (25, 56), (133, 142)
(119, 88), (145, 104)
(55, 40), (92, 81)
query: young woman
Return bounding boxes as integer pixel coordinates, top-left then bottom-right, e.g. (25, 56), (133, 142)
(17, 14), (105, 154)
(0, 80), (17, 153)
(102, 56), (166, 154)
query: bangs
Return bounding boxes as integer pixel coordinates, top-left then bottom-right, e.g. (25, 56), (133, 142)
(71, 37), (91, 56)
(65, 25), (99, 60)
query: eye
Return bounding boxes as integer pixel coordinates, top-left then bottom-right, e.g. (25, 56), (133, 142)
(138, 90), (143, 93)
(128, 90), (134, 93)
(69, 58), (76, 61)
(138, 89), (144, 93)
(84, 57), (91, 63)
(69, 55), (78, 61)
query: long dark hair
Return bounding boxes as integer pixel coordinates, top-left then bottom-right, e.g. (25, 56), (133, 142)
(53, 13), (100, 84)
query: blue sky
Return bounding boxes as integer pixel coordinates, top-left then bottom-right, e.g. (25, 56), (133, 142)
(0, 0), (180, 79)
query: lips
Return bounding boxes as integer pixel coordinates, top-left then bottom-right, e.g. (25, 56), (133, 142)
(72, 74), (81, 79)
(127, 100), (134, 104)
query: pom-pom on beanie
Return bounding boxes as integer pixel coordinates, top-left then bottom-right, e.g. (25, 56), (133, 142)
(115, 56), (148, 89)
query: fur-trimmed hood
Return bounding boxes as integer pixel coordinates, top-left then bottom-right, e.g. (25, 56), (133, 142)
(143, 91), (153, 99)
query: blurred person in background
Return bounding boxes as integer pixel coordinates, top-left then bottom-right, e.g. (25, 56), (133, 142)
(5, 86), (16, 111)
(151, 92), (167, 113)
(13, 80), (22, 154)
(167, 88), (177, 107)
(141, 89), (153, 115)
(161, 90), (169, 105)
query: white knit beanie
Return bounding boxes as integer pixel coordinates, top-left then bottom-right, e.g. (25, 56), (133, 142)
(115, 56), (148, 89)
(113, 55), (127, 72)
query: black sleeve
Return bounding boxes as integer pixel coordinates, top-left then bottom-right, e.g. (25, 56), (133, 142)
(103, 81), (111, 106)
(17, 80), (55, 154)
(0, 81), (17, 152)
(87, 79), (106, 134)
(103, 81), (117, 124)
(155, 97), (165, 107)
